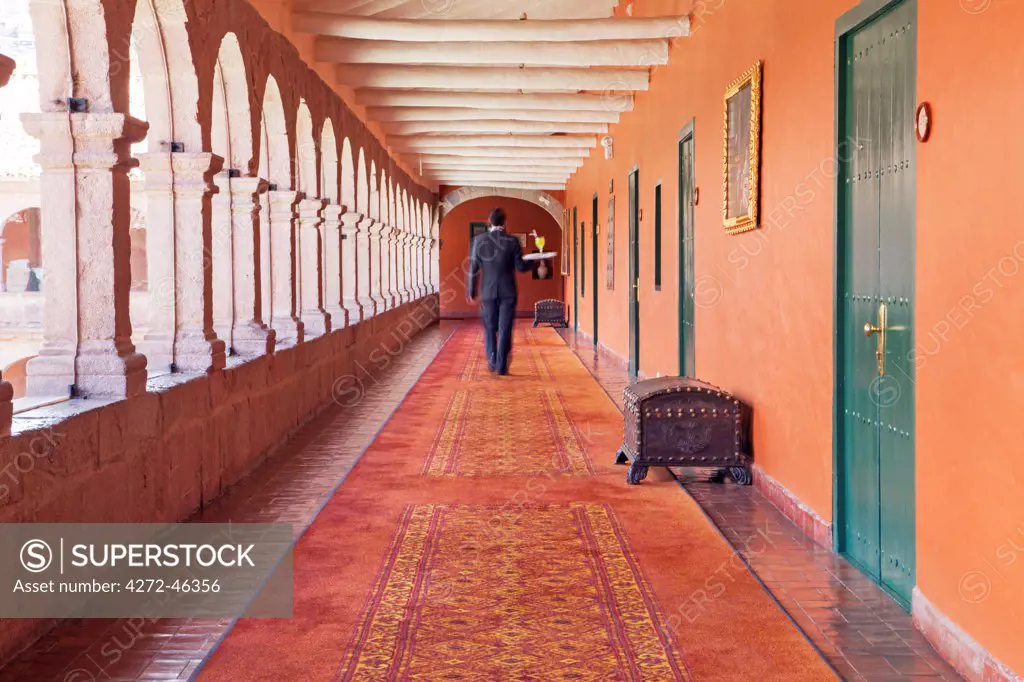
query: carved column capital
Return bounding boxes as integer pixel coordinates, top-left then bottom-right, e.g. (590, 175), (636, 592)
(297, 197), (328, 223)
(341, 211), (366, 234)
(322, 203), (344, 226)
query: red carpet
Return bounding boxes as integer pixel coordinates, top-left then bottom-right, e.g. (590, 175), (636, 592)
(199, 323), (836, 681)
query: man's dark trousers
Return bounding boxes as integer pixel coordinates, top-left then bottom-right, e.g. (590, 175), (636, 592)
(482, 297), (517, 373)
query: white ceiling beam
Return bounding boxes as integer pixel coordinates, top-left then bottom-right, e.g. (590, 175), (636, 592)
(389, 135), (596, 150)
(437, 181), (567, 190)
(384, 121), (608, 135)
(427, 172), (576, 182)
(295, 14), (690, 42)
(398, 147), (588, 159)
(422, 161), (582, 172)
(336, 65), (649, 92)
(317, 37), (668, 68)
(368, 107), (618, 124)
(413, 164), (581, 176)
(357, 90), (632, 113)
(411, 157), (584, 169)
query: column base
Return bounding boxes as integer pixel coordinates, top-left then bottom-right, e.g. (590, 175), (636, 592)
(342, 300), (363, 325)
(269, 316), (304, 348)
(231, 323), (276, 357)
(25, 353), (75, 399)
(174, 330), (227, 374)
(399, 289), (414, 305)
(300, 311), (332, 339)
(358, 297), (377, 319)
(75, 347), (148, 399)
(0, 380), (13, 438)
(138, 333), (174, 375)
(371, 295), (388, 313)
(324, 305), (348, 329)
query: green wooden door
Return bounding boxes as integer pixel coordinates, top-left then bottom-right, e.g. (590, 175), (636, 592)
(592, 195), (599, 345)
(678, 130), (696, 377)
(837, 0), (916, 606)
(628, 169), (640, 377)
(572, 208), (578, 332)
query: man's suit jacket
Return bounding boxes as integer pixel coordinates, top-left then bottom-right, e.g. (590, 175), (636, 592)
(467, 229), (530, 301)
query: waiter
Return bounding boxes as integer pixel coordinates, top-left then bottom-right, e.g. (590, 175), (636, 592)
(466, 207), (530, 375)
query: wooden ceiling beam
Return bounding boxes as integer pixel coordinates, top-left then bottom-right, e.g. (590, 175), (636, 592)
(335, 65), (649, 91)
(295, 14), (689, 42)
(317, 37), (668, 67)
(357, 90), (632, 112)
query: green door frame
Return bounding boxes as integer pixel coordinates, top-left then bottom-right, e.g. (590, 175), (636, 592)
(592, 194), (599, 345)
(572, 207), (579, 332)
(833, 0), (917, 607)
(678, 121), (696, 377)
(628, 167), (641, 377)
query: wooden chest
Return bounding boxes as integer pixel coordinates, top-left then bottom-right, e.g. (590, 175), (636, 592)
(615, 377), (752, 485)
(533, 299), (567, 328)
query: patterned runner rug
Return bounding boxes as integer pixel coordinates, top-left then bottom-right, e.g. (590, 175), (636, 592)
(198, 322), (835, 681)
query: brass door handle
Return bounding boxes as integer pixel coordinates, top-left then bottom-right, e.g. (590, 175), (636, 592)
(863, 302), (887, 376)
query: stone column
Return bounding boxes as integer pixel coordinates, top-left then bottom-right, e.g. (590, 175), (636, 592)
(416, 234), (427, 299)
(430, 236), (440, 294)
(367, 220), (387, 313)
(136, 152), (177, 373)
(392, 228), (405, 305)
(1, 56), (15, 431)
(322, 204), (347, 328)
(229, 177), (275, 356)
(211, 171), (233, 348)
(171, 153), (227, 373)
(0, 236), (6, 292)
(401, 229), (414, 304)
(137, 151), (226, 374)
(355, 216), (376, 318)
(22, 112), (148, 399)
(267, 190), (303, 346)
(340, 212), (363, 323)
(297, 198), (331, 338)
(379, 224), (394, 311)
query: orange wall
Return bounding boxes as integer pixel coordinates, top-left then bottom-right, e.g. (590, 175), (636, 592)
(439, 196), (564, 318)
(566, 0), (847, 522)
(564, 0), (1022, 671)
(916, 1), (1024, 670)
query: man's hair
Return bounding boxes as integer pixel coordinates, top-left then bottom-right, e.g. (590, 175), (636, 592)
(489, 207), (506, 227)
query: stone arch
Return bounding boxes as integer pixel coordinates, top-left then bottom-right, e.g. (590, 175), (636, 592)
(30, 0), (123, 113)
(295, 100), (316, 196)
(212, 33), (252, 171)
(259, 76), (290, 188)
(321, 118), (338, 203)
(340, 137), (355, 210)
(127, 0), (201, 151)
(1, 207), (42, 293)
(439, 187), (564, 226)
(356, 148), (369, 215)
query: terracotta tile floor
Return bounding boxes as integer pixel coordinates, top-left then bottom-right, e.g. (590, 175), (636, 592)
(2, 321), (962, 681)
(558, 328), (962, 681)
(0, 322), (460, 682)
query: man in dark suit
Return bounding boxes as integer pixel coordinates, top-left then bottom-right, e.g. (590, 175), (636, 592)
(466, 207), (530, 375)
